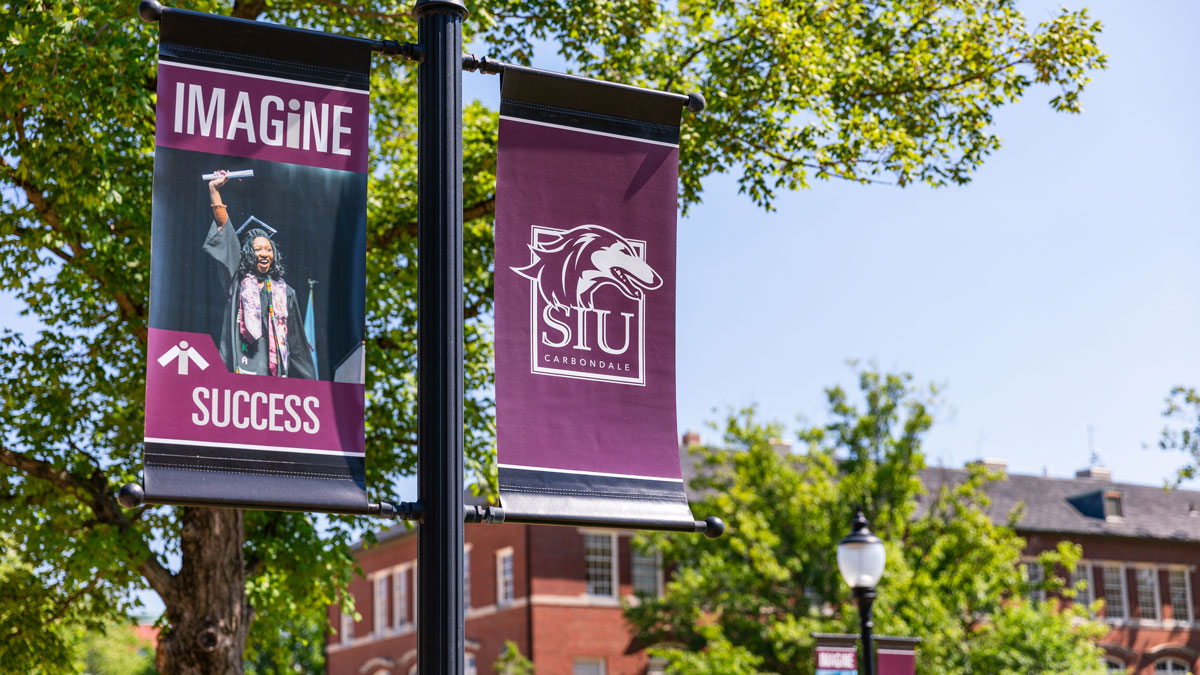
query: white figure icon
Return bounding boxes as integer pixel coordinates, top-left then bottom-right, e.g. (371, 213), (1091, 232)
(157, 340), (210, 375)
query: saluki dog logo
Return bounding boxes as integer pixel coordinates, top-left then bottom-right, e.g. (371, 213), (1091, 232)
(512, 224), (661, 385)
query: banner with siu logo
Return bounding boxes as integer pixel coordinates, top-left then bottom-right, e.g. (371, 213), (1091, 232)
(141, 10), (369, 511)
(494, 67), (696, 527)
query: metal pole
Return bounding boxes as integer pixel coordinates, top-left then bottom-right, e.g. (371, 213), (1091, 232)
(413, 1), (467, 674)
(855, 587), (877, 675)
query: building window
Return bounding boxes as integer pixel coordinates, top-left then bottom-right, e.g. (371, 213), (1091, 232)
(1136, 567), (1160, 621)
(573, 657), (606, 675)
(340, 609), (354, 645)
(647, 656), (668, 675)
(496, 547), (515, 606)
(1104, 491), (1123, 519)
(1104, 657), (1125, 672)
(584, 533), (617, 598)
(464, 545), (472, 611)
(1103, 565), (1127, 621)
(374, 574), (389, 636)
(1025, 561), (1046, 602)
(1154, 658), (1190, 674)
(393, 566), (410, 630)
(1168, 568), (1193, 623)
(632, 548), (662, 597)
(1070, 562), (1093, 605)
(465, 653), (477, 675)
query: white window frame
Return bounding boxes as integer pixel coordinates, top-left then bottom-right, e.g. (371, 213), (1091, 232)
(496, 546), (515, 607)
(464, 544), (472, 611)
(1103, 564), (1128, 623)
(632, 547), (663, 597)
(1024, 559), (1046, 603)
(465, 652), (478, 675)
(340, 607), (355, 645)
(583, 531), (619, 598)
(1134, 565), (1161, 623)
(393, 564), (412, 631)
(373, 573), (389, 637)
(1104, 656), (1125, 672)
(1167, 566), (1194, 625)
(1070, 561), (1093, 606)
(572, 657), (607, 675)
(1153, 658), (1190, 674)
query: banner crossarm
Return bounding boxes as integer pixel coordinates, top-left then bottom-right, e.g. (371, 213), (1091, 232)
(462, 53), (706, 113)
(463, 504), (725, 538)
(136, 0), (422, 62)
(117, 483), (421, 520)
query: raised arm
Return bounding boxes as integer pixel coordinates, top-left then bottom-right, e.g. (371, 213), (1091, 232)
(203, 170), (239, 284)
(209, 170), (229, 228)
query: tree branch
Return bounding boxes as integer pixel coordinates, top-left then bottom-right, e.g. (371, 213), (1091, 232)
(0, 158), (148, 342)
(0, 444), (177, 605)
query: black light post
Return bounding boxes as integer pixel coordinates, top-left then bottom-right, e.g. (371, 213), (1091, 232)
(837, 511), (886, 675)
(413, 1), (467, 674)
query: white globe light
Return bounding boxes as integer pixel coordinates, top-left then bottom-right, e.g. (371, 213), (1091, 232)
(837, 512), (886, 589)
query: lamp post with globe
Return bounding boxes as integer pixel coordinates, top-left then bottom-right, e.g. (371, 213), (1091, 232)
(837, 511), (887, 675)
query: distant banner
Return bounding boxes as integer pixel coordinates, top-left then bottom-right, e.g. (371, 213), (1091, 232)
(877, 637), (919, 675)
(494, 67), (695, 526)
(142, 10), (370, 511)
(814, 635), (858, 675)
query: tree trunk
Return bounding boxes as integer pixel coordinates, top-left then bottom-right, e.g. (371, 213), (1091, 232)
(156, 507), (252, 674)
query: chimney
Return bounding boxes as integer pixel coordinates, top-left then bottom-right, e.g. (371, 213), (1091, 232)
(681, 430), (702, 448)
(1075, 466), (1112, 481)
(969, 458), (1008, 474)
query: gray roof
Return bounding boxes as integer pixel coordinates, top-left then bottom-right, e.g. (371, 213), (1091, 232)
(921, 467), (1200, 542)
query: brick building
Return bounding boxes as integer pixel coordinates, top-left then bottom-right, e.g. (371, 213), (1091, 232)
(324, 518), (665, 675)
(327, 452), (1200, 675)
(926, 462), (1200, 674)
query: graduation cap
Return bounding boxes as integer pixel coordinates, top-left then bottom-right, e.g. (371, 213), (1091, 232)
(236, 215), (277, 238)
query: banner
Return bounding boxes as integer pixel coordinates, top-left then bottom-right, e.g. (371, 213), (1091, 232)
(814, 635), (858, 675)
(877, 637), (919, 675)
(494, 67), (695, 526)
(142, 10), (370, 511)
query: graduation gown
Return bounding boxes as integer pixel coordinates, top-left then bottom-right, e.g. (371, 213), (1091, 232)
(203, 221), (316, 379)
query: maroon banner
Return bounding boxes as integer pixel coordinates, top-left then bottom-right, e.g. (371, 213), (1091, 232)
(141, 10), (370, 511)
(877, 637), (919, 675)
(494, 68), (695, 525)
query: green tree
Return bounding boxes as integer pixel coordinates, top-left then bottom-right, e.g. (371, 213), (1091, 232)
(625, 371), (1107, 674)
(494, 640), (536, 675)
(1157, 386), (1200, 485)
(0, 1), (1104, 672)
(75, 621), (158, 675)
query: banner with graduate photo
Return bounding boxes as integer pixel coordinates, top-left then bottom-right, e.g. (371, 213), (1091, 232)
(494, 67), (696, 527)
(142, 9), (370, 511)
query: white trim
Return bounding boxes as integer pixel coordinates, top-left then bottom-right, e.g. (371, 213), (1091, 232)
(499, 114), (679, 148)
(530, 593), (622, 608)
(144, 436), (363, 457)
(158, 60), (370, 95)
(877, 649), (916, 655)
(496, 546), (516, 607)
(498, 463), (683, 482)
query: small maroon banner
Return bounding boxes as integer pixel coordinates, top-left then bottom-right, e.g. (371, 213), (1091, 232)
(494, 67), (696, 525)
(877, 637), (919, 675)
(141, 10), (370, 511)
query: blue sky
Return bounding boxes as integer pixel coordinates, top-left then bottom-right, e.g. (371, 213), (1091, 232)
(669, 0), (1200, 487)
